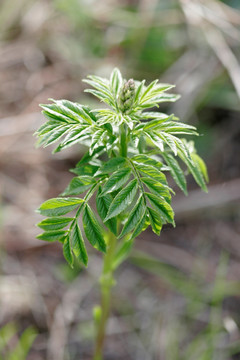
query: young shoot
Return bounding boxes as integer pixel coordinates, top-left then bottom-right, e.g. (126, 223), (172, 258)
(35, 68), (208, 359)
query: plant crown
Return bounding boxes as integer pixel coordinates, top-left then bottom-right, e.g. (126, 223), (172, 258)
(35, 68), (208, 267)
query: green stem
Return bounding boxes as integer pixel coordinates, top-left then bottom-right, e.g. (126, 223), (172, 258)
(93, 231), (117, 360)
(119, 123), (127, 157)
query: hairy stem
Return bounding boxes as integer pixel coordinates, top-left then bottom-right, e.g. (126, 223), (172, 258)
(93, 231), (117, 360)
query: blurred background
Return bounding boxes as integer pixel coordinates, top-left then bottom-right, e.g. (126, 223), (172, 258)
(0, 0), (240, 359)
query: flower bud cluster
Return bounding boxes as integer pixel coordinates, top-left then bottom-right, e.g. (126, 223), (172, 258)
(118, 79), (135, 113)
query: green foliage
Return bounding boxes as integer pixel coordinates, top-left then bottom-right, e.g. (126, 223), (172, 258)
(0, 323), (36, 360)
(35, 68), (208, 267)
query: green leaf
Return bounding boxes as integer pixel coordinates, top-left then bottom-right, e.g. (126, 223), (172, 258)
(157, 132), (178, 155)
(89, 129), (107, 155)
(119, 196), (145, 238)
(141, 177), (171, 203)
(52, 128), (91, 153)
(70, 164), (99, 176)
(136, 82), (176, 109)
(97, 111), (124, 127)
(76, 146), (104, 166)
(83, 75), (114, 106)
(143, 114), (172, 130)
(110, 68), (123, 97)
(175, 136), (193, 160)
(187, 159), (208, 192)
(105, 179), (138, 221)
(61, 176), (95, 196)
(131, 154), (163, 169)
(154, 120), (197, 135)
(145, 131), (164, 151)
(60, 125), (89, 144)
(84, 88), (115, 108)
(152, 93), (180, 103)
(162, 152), (187, 195)
(36, 120), (60, 136)
(37, 230), (67, 242)
(63, 235), (73, 267)
(38, 198), (84, 217)
(141, 81), (172, 103)
(133, 80), (145, 104)
(37, 217), (73, 231)
(178, 145), (208, 192)
(147, 207), (162, 235)
(40, 107), (71, 124)
(146, 192), (175, 225)
(41, 100), (93, 125)
(122, 115), (135, 130)
(51, 99), (94, 124)
(83, 205), (106, 253)
(97, 157), (127, 175)
(191, 153), (209, 183)
(131, 210), (148, 239)
(96, 187), (117, 235)
(36, 124), (73, 148)
(134, 163), (167, 186)
(101, 168), (132, 195)
(71, 222), (88, 266)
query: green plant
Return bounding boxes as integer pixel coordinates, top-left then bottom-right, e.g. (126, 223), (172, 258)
(35, 68), (208, 359)
(0, 323), (36, 360)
